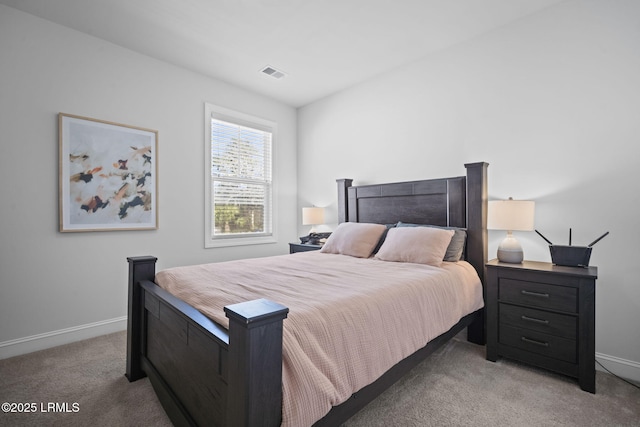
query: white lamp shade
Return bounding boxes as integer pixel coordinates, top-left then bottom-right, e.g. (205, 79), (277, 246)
(488, 199), (535, 231)
(302, 207), (324, 225)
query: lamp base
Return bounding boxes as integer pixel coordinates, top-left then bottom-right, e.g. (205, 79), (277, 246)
(497, 233), (524, 263)
(497, 248), (524, 263)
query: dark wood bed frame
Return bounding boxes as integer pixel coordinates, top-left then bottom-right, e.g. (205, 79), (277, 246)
(126, 162), (488, 426)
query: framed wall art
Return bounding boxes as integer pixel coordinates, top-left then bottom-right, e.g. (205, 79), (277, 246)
(59, 113), (158, 232)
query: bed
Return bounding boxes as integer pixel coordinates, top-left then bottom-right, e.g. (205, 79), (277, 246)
(126, 162), (488, 426)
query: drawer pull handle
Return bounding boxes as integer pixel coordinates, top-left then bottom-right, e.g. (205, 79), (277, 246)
(521, 336), (549, 347)
(521, 315), (549, 325)
(521, 290), (550, 298)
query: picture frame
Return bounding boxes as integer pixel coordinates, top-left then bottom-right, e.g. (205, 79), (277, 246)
(59, 113), (158, 232)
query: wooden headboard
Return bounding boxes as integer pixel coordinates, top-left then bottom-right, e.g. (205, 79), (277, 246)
(336, 162), (488, 285)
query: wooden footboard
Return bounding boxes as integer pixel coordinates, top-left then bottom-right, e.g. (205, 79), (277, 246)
(126, 256), (288, 426)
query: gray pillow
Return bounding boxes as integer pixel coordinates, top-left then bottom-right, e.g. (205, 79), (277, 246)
(396, 222), (467, 262)
(371, 223), (396, 254)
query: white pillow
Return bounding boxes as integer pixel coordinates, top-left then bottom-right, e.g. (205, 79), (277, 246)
(320, 222), (387, 258)
(374, 226), (455, 266)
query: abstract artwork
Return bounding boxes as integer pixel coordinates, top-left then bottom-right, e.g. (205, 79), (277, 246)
(59, 114), (158, 232)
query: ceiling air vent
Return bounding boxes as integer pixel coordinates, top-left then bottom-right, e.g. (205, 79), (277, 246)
(260, 65), (287, 80)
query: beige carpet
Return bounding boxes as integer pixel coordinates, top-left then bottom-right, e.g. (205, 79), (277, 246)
(0, 331), (638, 426)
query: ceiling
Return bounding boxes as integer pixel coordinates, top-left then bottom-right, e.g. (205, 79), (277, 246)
(1, 0), (565, 107)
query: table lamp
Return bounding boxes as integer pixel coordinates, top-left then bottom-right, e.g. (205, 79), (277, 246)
(302, 207), (324, 233)
(488, 198), (535, 263)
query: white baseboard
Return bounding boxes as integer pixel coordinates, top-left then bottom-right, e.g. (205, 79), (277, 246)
(596, 352), (640, 384)
(0, 316), (127, 360)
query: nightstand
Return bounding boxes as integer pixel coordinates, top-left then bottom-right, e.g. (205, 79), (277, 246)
(289, 243), (322, 254)
(486, 259), (597, 393)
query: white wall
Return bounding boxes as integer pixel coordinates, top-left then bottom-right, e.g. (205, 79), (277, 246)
(298, 0), (640, 379)
(0, 5), (297, 357)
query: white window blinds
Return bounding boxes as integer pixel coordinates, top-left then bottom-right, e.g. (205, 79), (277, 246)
(209, 114), (273, 241)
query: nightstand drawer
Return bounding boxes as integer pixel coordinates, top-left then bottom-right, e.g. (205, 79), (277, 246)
(500, 304), (576, 339)
(499, 278), (577, 313)
(500, 324), (576, 363)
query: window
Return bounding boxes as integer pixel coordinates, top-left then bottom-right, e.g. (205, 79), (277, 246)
(205, 103), (276, 247)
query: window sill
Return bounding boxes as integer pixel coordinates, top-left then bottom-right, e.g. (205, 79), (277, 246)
(205, 235), (277, 248)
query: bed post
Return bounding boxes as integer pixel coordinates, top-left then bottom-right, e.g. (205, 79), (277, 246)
(464, 162), (488, 345)
(224, 298), (289, 427)
(336, 178), (353, 224)
(126, 256), (157, 382)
